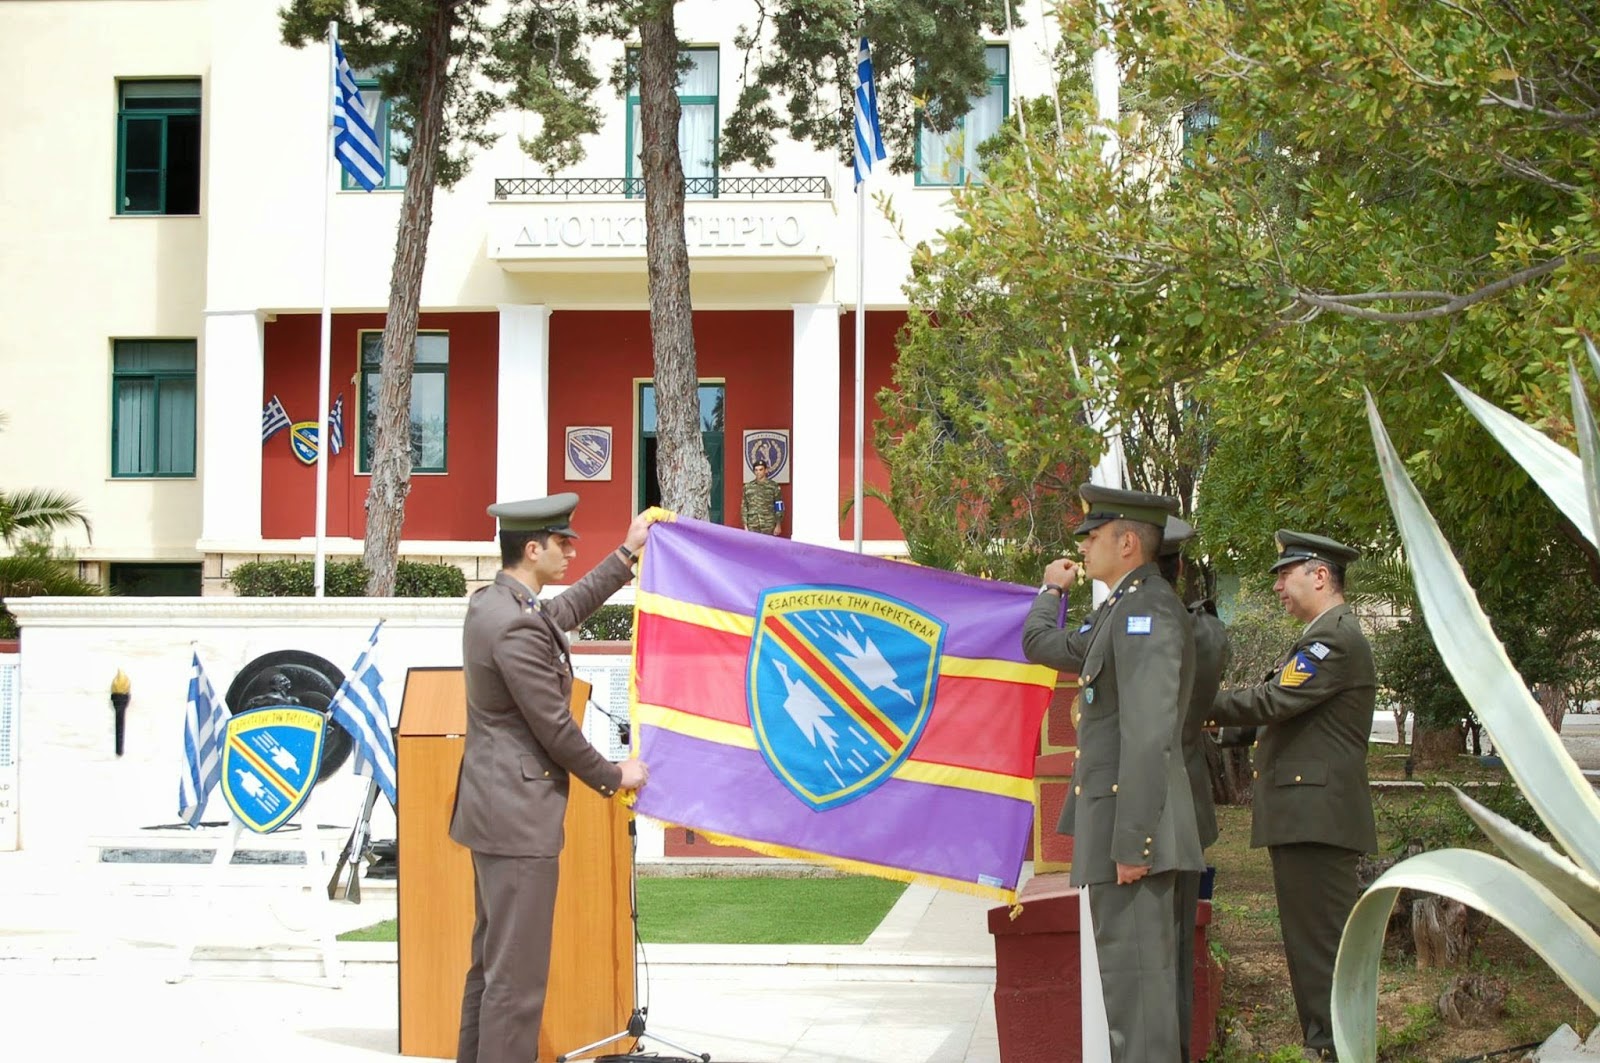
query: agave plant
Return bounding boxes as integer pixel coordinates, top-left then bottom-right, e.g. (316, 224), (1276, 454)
(1331, 345), (1600, 1060)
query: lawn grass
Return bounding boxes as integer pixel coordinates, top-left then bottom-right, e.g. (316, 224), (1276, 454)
(338, 873), (906, 945)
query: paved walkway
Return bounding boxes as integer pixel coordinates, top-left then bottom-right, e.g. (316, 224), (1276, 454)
(0, 838), (1010, 1063)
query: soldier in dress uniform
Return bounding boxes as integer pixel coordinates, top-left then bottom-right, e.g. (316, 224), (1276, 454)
(451, 493), (653, 1063)
(741, 459), (783, 535)
(1207, 530), (1378, 1062)
(1022, 484), (1203, 1063)
(1158, 517), (1231, 1061)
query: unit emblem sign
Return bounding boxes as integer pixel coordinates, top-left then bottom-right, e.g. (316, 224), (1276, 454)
(743, 430), (790, 483)
(289, 422), (322, 466)
(564, 426), (613, 481)
(746, 585), (946, 812)
(220, 706), (327, 833)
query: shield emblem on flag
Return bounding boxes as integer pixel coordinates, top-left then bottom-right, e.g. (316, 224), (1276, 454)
(747, 584), (946, 811)
(220, 706), (327, 833)
(289, 421), (320, 465)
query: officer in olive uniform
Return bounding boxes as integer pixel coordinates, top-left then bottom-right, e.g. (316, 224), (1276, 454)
(452, 494), (653, 1063)
(1158, 517), (1231, 1062)
(1023, 485), (1203, 1063)
(741, 460), (783, 534)
(1208, 531), (1378, 1061)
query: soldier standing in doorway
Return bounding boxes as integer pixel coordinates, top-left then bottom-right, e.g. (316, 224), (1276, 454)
(741, 459), (783, 535)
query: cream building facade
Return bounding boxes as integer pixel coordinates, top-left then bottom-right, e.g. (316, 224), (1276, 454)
(0, 0), (1059, 595)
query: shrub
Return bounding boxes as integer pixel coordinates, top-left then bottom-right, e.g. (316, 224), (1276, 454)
(228, 558), (465, 598)
(578, 603), (635, 641)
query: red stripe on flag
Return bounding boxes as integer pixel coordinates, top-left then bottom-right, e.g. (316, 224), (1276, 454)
(762, 615), (905, 752)
(634, 611), (1049, 777)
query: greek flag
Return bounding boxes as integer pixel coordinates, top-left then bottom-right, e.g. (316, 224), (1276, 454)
(328, 621), (397, 805)
(328, 395), (345, 455)
(262, 395), (291, 442)
(177, 651), (227, 827)
(333, 40), (385, 191)
(853, 36), (887, 186)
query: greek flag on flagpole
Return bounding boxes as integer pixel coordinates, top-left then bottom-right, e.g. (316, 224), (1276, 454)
(328, 621), (397, 805)
(333, 40), (385, 191)
(328, 395), (345, 455)
(853, 36), (887, 186)
(178, 651), (227, 827)
(262, 395), (291, 442)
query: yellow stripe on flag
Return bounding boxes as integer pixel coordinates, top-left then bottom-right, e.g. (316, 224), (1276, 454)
(632, 703), (1032, 800)
(635, 592), (1056, 690)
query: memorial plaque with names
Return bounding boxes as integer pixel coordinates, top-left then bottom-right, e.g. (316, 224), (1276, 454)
(0, 657), (18, 851)
(571, 653), (632, 762)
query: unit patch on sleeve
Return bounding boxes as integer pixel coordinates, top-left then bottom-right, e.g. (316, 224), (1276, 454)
(1307, 642), (1331, 660)
(1278, 652), (1319, 688)
(1126, 615), (1153, 635)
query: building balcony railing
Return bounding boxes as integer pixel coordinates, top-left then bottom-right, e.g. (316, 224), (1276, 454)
(493, 175), (833, 200)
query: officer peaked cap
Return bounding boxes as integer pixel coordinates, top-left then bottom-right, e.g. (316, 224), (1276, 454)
(488, 493), (581, 538)
(1075, 484), (1180, 537)
(1270, 529), (1359, 572)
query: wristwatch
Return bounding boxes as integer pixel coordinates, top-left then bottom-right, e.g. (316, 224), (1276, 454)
(617, 543), (637, 564)
(1040, 583), (1067, 596)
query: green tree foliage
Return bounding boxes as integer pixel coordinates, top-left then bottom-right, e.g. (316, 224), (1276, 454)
(279, 1), (1017, 586)
(228, 558), (466, 597)
(888, 0), (1600, 596)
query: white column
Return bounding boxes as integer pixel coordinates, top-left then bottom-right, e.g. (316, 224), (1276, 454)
(496, 305), (552, 506)
(791, 303), (842, 546)
(198, 310), (265, 547)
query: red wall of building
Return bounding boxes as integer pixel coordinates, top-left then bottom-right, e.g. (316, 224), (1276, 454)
(261, 312), (499, 542)
(839, 311), (907, 542)
(548, 310), (795, 579)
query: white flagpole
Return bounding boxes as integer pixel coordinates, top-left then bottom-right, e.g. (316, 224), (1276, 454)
(313, 20), (339, 597)
(1088, 1), (1127, 498)
(853, 184), (866, 555)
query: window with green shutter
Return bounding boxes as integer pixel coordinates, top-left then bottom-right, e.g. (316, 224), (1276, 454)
(358, 331), (449, 473)
(111, 340), (196, 477)
(116, 80), (202, 215)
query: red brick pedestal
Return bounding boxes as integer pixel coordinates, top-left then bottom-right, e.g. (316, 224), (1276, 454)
(988, 873), (1223, 1062)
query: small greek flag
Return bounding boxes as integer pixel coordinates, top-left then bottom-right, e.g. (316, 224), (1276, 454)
(853, 36), (887, 187)
(177, 651), (227, 827)
(333, 40), (385, 191)
(262, 395), (291, 442)
(328, 395), (345, 456)
(328, 621), (397, 805)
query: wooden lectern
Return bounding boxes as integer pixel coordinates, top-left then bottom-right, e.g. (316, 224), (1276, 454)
(396, 667), (634, 1060)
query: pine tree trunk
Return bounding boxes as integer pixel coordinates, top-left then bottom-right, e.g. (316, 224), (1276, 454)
(638, 2), (710, 521)
(1411, 718), (1465, 769)
(1535, 682), (1568, 734)
(361, 0), (453, 596)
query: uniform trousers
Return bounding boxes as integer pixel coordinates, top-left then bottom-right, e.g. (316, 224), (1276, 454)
(457, 851), (562, 1063)
(1088, 869), (1182, 1063)
(1174, 868), (1202, 1062)
(1269, 842), (1360, 1058)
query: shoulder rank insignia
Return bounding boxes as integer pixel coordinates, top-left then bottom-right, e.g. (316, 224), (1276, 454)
(1126, 615), (1152, 635)
(1279, 652), (1318, 688)
(1307, 641), (1331, 659)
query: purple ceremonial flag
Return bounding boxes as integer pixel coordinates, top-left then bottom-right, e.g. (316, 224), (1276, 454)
(640, 515), (1040, 663)
(630, 515), (1059, 900)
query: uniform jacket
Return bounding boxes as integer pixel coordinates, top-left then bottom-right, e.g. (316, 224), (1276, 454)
(449, 555), (634, 857)
(1185, 601), (1229, 849)
(1022, 563), (1205, 886)
(1210, 602), (1378, 853)
(741, 478), (782, 532)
